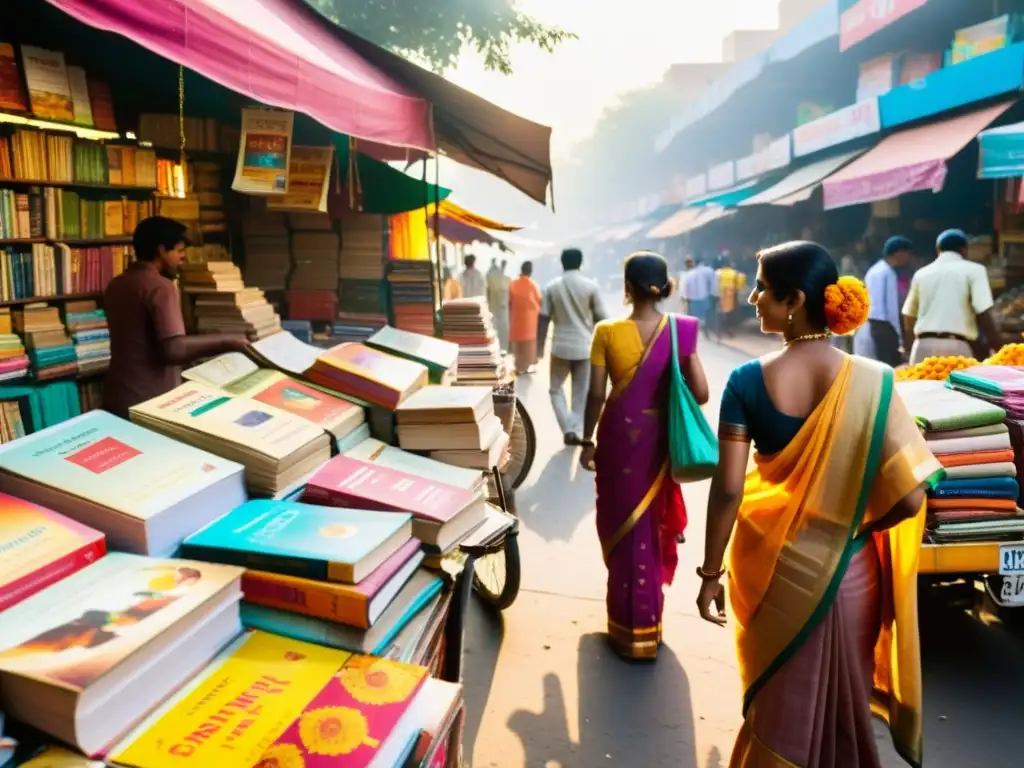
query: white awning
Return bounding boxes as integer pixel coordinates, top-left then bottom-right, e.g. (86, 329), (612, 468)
(739, 150), (864, 207)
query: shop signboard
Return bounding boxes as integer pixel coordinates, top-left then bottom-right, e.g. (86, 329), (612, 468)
(707, 161), (736, 191)
(840, 0), (929, 52)
(950, 15), (1012, 66)
(736, 136), (792, 181)
(684, 174), (708, 200)
(792, 98), (881, 157)
(857, 54), (898, 101)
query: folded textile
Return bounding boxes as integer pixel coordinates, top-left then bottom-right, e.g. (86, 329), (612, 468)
(938, 449), (1015, 468)
(943, 462), (1017, 479)
(928, 497), (1018, 511)
(926, 432), (1012, 455)
(933, 476), (1019, 495)
(948, 366), (1024, 399)
(930, 486), (1018, 501)
(897, 380), (1006, 430)
(924, 423), (1008, 441)
(931, 509), (1022, 522)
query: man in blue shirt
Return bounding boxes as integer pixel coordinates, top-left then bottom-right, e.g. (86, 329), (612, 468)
(853, 236), (911, 366)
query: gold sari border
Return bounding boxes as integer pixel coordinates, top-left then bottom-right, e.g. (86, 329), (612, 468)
(718, 422), (750, 443)
(608, 314), (669, 402)
(602, 460), (669, 562)
(608, 620), (662, 659)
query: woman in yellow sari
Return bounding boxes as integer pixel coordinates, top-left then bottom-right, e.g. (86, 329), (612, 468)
(697, 242), (942, 768)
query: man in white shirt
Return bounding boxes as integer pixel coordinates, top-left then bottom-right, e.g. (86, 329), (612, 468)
(684, 259), (715, 331)
(458, 253), (486, 299)
(539, 248), (606, 445)
(902, 229), (1002, 364)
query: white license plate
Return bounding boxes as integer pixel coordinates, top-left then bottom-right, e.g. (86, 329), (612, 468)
(999, 574), (1024, 606)
(999, 544), (1024, 575)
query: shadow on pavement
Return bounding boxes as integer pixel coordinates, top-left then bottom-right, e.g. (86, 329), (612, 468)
(506, 633), (699, 767)
(461, 600), (507, 757)
(516, 448), (597, 543)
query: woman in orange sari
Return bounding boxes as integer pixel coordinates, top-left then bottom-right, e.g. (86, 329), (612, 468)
(509, 260), (542, 374)
(581, 252), (709, 659)
(697, 242), (941, 767)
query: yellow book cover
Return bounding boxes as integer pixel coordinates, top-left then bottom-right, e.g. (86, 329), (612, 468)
(110, 631), (348, 767)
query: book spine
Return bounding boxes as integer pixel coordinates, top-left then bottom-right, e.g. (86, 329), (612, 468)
(0, 537), (106, 612)
(179, 544), (328, 581)
(241, 571), (370, 628)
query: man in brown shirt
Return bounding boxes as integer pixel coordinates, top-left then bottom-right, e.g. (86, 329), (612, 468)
(103, 216), (248, 417)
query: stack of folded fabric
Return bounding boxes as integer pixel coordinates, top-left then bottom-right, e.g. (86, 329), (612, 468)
(948, 366), (1024, 418)
(897, 380), (1024, 543)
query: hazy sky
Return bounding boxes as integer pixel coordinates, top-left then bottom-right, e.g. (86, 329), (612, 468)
(449, 0), (779, 156)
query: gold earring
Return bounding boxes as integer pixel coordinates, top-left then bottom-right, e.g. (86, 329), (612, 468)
(788, 314), (793, 324)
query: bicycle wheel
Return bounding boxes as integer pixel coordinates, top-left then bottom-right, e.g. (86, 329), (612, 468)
(472, 530), (521, 610)
(504, 398), (537, 490)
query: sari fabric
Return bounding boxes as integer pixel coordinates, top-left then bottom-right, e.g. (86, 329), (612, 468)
(727, 356), (942, 767)
(594, 314), (697, 659)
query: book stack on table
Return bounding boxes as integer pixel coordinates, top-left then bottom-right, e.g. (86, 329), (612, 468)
(441, 297), (509, 384)
(397, 386), (509, 472)
(366, 325), (459, 384)
(64, 299), (109, 376)
(0, 308), (28, 382)
(388, 259), (436, 336)
(16, 303), (77, 380)
(180, 262), (282, 341)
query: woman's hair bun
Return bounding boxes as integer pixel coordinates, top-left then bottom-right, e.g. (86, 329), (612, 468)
(823, 276), (870, 336)
(624, 251), (674, 300)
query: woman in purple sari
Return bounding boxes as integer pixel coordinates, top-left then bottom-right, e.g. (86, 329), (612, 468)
(580, 252), (709, 660)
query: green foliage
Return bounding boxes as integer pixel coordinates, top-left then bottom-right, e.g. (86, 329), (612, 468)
(307, 0), (575, 74)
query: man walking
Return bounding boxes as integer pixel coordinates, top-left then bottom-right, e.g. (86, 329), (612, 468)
(459, 253), (486, 298)
(540, 248), (606, 445)
(684, 258), (715, 332)
(854, 236), (911, 366)
(487, 258), (511, 352)
(509, 261), (542, 374)
(903, 229), (1002, 364)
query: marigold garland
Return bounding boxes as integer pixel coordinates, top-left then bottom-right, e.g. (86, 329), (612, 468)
(823, 276), (870, 336)
(895, 355), (976, 381)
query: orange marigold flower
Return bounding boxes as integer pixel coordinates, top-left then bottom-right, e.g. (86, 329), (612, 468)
(824, 276), (870, 336)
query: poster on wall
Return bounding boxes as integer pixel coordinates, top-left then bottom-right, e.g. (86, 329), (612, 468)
(232, 108), (294, 195)
(856, 54), (898, 101)
(840, 0), (929, 52)
(20, 45), (74, 121)
(950, 15), (1012, 66)
(266, 146), (334, 212)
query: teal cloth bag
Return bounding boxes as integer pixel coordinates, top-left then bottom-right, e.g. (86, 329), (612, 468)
(668, 316), (719, 483)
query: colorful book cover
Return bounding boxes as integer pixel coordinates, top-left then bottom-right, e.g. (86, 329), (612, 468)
(365, 327), (458, 378)
(0, 554), (242, 692)
(314, 344), (427, 394)
(344, 438), (480, 492)
(241, 540), (423, 628)
(130, 383), (325, 461)
(110, 631), (347, 767)
(0, 43), (27, 112)
(259, 653), (427, 767)
(20, 745), (104, 766)
(0, 493), (106, 613)
(19, 46), (74, 122)
(182, 500), (411, 583)
(304, 455), (473, 524)
(0, 411), (244, 521)
(226, 369), (364, 432)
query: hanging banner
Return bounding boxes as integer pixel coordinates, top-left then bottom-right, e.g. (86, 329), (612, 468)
(266, 146), (334, 212)
(684, 174), (708, 200)
(233, 108), (294, 195)
(736, 136), (792, 181)
(840, 0), (929, 52)
(707, 162), (736, 192)
(950, 16), (1012, 66)
(792, 98), (881, 157)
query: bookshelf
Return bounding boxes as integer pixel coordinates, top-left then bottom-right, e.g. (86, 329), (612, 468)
(0, 178), (157, 192)
(0, 291), (102, 308)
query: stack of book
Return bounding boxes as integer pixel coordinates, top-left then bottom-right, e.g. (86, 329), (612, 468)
(241, 209), (291, 290)
(306, 343), (429, 409)
(366, 325), (458, 384)
(0, 309), (28, 381)
(289, 220), (339, 291)
(328, 312), (389, 343)
(77, 377), (103, 412)
(441, 297), (507, 384)
(130, 382), (332, 497)
(64, 299), (110, 376)
(180, 262), (283, 340)
(397, 386), (509, 471)
(0, 410), (247, 555)
(388, 259), (436, 336)
(180, 498), (447, 659)
(339, 213), (386, 281)
(15, 304), (77, 380)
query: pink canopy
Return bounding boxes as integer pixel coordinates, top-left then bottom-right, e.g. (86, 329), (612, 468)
(45, 0), (434, 150)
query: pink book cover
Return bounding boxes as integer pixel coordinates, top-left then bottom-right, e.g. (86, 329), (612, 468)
(303, 455), (472, 524)
(255, 654), (427, 767)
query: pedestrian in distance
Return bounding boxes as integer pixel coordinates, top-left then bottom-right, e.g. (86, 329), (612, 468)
(853, 235), (912, 366)
(509, 261), (542, 375)
(700, 241), (938, 767)
(538, 247), (607, 445)
(902, 228), (1002, 364)
(580, 251), (709, 660)
(458, 252), (486, 299)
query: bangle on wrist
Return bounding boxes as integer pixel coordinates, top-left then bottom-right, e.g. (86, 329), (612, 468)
(580, 438), (595, 448)
(696, 565), (726, 580)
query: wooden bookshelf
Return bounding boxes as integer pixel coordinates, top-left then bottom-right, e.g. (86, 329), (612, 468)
(0, 291), (103, 308)
(0, 237), (45, 246)
(58, 236), (133, 246)
(0, 178), (158, 193)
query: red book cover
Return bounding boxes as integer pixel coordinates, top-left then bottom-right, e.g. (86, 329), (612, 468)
(86, 77), (117, 132)
(304, 455), (471, 524)
(0, 44), (27, 113)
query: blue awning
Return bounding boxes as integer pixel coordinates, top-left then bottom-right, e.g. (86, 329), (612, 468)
(978, 120), (1024, 179)
(688, 179), (762, 208)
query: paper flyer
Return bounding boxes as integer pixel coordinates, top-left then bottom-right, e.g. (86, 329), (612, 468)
(267, 145), (335, 212)
(232, 108), (294, 195)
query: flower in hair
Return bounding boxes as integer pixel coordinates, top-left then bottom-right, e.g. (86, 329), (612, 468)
(823, 276), (869, 335)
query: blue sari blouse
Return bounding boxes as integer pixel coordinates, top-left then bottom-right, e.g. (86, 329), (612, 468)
(719, 360), (806, 455)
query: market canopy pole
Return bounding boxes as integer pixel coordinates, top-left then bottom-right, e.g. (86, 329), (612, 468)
(43, 0), (435, 151)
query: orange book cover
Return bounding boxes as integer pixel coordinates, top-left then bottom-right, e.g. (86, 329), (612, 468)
(313, 344), (427, 395)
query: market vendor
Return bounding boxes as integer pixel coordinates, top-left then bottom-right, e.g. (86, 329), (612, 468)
(902, 228), (1003, 364)
(103, 216), (249, 418)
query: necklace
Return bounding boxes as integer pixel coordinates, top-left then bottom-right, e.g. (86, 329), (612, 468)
(784, 331), (832, 347)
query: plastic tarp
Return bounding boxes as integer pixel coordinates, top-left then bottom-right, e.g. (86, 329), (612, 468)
(879, 43), (1024, 129)
(688, 180), (762, 208)
(647, 208), (703, 239)
(740, 150), (863, 207)
(431, 201), (521, 232)
(45, 0), (434, 150)
(822, 101), (1014, 210)
(978, 120), (1024, 179)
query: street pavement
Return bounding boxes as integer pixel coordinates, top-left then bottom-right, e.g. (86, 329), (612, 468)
(461, 331), (1024, 768)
